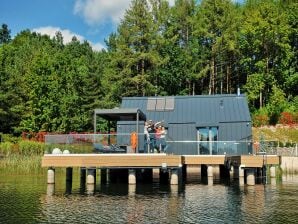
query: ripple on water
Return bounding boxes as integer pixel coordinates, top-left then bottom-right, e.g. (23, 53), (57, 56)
(1, 175), (298, 223)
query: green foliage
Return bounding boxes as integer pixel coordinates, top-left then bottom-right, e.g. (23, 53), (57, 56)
(0, 154), (44, 174)
(18, 140), (45, 155)
(252, 108), (270, 127)
(1, 134), (21, 143)
(279, 112), (298, 125)
(267, 86), (287, 124)
(0, 24), (11, 44)
(0, 1), (297, 134)
(253, 126), (298, 143)
(0, 142), (14, 155)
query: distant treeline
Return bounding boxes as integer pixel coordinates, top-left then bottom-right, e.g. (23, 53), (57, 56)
(0, 0), (297, 134)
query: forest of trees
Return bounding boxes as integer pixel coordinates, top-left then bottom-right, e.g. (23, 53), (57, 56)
(0, 0), (297, 134)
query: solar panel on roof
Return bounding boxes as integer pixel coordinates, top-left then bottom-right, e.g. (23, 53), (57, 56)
(156, 98), (165, 111)
(147, 98), (156, 111)
(165, 98), (174, 110)
(147, 97), (175, 111)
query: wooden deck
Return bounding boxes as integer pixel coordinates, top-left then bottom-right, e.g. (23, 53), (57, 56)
(41, 153), (182, 168)
(229, 155), (280, 168)
(183, 155), (226, 165)
(42, 154), (281, 168)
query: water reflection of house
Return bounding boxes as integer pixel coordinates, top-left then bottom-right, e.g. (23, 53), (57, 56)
(116, 94), (252, 155)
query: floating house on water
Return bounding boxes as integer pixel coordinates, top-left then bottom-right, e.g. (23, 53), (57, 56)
(95, 94), (252, 155)
(43, 95), (281, 188)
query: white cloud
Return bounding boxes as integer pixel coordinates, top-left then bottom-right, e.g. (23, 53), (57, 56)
(168, 0), (175, 7)
(91, 42), (106, 51)
(33, 26), (84, 44)
(32, 26), (105, 51)
(74, 0), (131, 25)
(73, 0), (177, 26)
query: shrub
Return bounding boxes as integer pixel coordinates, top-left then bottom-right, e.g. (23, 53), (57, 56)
(253, 114), (269, 127)
(278, 112), (296, 126)
(0, 142), (14, 156)
(1, 134), (21, 144)
(18, 140), (45, 156)
(0, 154), (45, 174)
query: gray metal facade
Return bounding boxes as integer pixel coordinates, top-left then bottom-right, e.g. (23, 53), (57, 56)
(119, 94), (252, 155)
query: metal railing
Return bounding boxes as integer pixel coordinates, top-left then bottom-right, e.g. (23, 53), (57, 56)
(44, 133), (297, 156)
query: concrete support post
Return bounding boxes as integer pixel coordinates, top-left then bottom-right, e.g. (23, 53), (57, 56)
(246, 168), (255, 186)
(207, 165), (214, 185)
(170, 169), (179, 185)
(87, 168), (96, 185)
(128, 169), (136, 185)
(207, 165), (213, 177)
(170, 185), (179, 195)
(239, 165), (245, 186)
(239, 165), (245, 177)
(229, 166), (234, 179)
(86, 183), (95, 195)
(128, 184), (136, 196)
(270, 166), (276, 178)
(47, 167), (55, 184)
(47, 184), (55, 196)
(152, 168), (160, 182)
(213, 165), (220, 180)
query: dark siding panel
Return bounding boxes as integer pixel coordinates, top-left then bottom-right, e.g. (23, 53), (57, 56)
(167, 123), (196, 155)
(120, 95), (252, 155)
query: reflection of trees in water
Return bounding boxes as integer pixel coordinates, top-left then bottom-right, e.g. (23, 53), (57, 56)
(41, 183), (184, 223)
(0, 175), (43, 223)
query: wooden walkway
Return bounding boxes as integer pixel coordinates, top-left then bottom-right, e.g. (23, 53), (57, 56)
(228, 155), (280, 168)
(42, 154), (280, 168)
(42, 153), (182, 168)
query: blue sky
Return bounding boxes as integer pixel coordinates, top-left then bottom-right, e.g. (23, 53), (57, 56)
(0, 0), (134, 50)
(1, 0), (241, 51)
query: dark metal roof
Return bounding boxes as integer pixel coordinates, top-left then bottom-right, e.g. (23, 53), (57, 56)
(94, 108), (146, 121)
(121, 94), (251, 125)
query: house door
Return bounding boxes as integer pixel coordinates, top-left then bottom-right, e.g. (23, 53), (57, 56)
(197, 127), (218, 155)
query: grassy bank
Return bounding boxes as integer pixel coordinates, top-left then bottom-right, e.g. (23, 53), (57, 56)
(252, 125), (298, 143)
(0, 154), (45, 174)
(0, 139), (94, 174)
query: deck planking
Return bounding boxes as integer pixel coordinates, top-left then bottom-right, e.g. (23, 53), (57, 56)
(42, 154), (182, 168)
(42, 154), (281, 168)
(229, 155), (280, 168)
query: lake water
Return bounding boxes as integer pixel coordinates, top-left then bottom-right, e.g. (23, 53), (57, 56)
(0, 172), (298, 224)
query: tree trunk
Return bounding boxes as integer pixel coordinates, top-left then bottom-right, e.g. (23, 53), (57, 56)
(210, 56), (215, 95)
(142, 59), (145, 96)
(259, 91), (262, 108)
(192, 82), (195, 96)
(226, 61), (231, 94)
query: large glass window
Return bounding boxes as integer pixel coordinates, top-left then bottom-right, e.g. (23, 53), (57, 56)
(197, 127), (218, 155)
